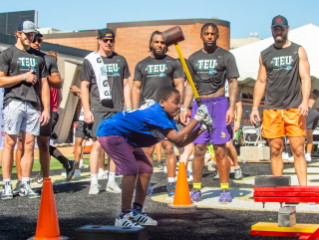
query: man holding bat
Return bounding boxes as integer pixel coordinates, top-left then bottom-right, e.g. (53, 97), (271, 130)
(181, 23), (239, 203)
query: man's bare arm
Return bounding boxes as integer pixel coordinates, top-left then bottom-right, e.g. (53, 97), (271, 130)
(228, 78), (238, 110)
(236, 101), (243, 124)
(298, 46), (311, 117)
(81, 81), (90, 113)
(0, 71), (36, 88)
(182, 81), (194, 109)
(173, 78), (184, 102)
(132, 81), (142, 110)
(123, 78), (132, 109)
(48, 72), (62, 89)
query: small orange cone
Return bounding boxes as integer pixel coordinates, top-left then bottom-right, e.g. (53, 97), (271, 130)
(28, 178), (68, 240)
(168, 163), (196, 208)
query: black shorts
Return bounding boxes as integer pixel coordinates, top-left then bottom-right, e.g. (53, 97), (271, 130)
(306, 108), (319, 130)
(52, 111), (59, 130)
(88, 112), (115, 137)
(39, 108), (53, 137)
(75, 121), (91, 139)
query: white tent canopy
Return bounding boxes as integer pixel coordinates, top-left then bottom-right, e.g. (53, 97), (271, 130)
(231, 24), (319, 87)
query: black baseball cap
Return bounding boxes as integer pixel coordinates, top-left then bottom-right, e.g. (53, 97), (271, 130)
(35, 31), (43, 38)
(272, 15), (288, 28)
(97, 28), (115, 39)
(313, 89), (319, 96)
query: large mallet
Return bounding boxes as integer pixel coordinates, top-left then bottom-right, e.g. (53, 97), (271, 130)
(163, 26), (213, 132)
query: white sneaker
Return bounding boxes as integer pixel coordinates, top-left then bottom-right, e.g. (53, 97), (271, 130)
(98, 169), (108, 179)
(164, 166), (167, 173)
(132, 212), (158, 226)
(106, 180), (121, 193)
(187, 174), (193, 182)
(305, 153), (312, 162)
(115, 213), (142, 227)
(89, 183), (100, 195)
(282, 152), (289, 160)
(74, 169), (81, 178)
(288, 156), (294, 162)
(79, 160), (89, 169)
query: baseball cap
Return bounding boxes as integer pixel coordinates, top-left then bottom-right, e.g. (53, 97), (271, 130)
(35, 31), (43, 38)
(18, 20), (37, 33)
(313, 89), (319, 96)
(272, 15), (288, 28)
(97, 28), (115, 39)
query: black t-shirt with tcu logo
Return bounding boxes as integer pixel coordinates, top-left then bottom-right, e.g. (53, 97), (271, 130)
(133, 55), (184, 106)
(79, 52), (130, 113)
(0, 46), (48, 110)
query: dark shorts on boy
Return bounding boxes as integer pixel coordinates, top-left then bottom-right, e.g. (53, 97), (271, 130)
(98, 135), (153, 176)
(191, 96), (232, 145)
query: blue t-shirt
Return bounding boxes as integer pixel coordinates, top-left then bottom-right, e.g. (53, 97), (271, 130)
(97, 102), (178, 148)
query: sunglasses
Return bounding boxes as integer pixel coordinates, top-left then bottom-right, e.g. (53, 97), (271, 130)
(33, 39), (43, 44)
(101, 38), (114, 43)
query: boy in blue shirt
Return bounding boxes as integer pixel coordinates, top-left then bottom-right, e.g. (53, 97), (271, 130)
(97, 86), (211, 227)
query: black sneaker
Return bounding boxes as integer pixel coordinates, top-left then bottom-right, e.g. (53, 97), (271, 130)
(19, 182), (40, 198)
(66, 161), (77, 181)
(1, 182), (13, 200)
(13, 180), (21, 194)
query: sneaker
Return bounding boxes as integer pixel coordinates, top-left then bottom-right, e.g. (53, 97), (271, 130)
(190, 188), (202, 202)
(132, 212), (158, 226)
(207, 161), (216, 172)
(74, 169), (81, 178)
(89, 183), (100, 195)
(282, 152), (289, 160)
(1, 182), (13, 200)
(164, 166), (167, 173)
(146, 185), (152, 196)
(66, 161), (77, 181)
(213, 171), (220, 180)
(288, 156), (295, 162)
(166, 183), (175, 197)
(106, 180), (121, 193)
(234, 167), (243, 179)
(187, 172), (193, 182)
(13, 180), (21, 194)
(218, 189), (232, 203)
(98, 169), (108, 179)
(19, 182), (40, 198)
(79, 160), (89, 169)
(305, 153), (312, 162)
(115, 213), (142, 227)
(35, 172), (44, 183)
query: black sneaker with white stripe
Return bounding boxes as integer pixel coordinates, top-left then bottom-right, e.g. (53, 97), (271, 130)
(19, 181), (40, 198)
(115, 213), (142, 228)
(132, 212), (158, 226)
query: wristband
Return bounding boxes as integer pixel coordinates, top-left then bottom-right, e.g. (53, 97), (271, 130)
(23, 74), (26, 81)
(252, 107), (258, 110)
(78, 94), (81, 99)
(126, 107), (132, 111)
(76, 89), (80, 93)
(181, 107), (187, 112)
(235, 121), (240, 125)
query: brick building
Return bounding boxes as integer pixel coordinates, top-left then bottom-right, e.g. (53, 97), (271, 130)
(43, 18), (230, 78)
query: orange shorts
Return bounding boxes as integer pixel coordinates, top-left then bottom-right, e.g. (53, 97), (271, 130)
(262, 108), (306, 139)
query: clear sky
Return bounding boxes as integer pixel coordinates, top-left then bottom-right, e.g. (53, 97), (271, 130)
(1, 0), (318, 39)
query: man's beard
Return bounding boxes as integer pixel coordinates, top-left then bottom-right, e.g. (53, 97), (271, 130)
(20, 36), (30, 48)
(151, 47), (166, 57)
(203, 41), (216, 49)
(274, 33), (287, 43)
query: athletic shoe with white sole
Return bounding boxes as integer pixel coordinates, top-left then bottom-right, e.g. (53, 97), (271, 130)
(288, 156), (294, 162)
(89, 183), (100, 195)
(98, 169), (108, 179)
(106, 181), (121, 193)
(74, 169), (81, 178)
(79, 160), (89, 169)
(66, 161), (77, 181)
(234, 167), (243, 179)
(305, 153), (312, 162)
(115, 213), (142, 227)
(13, 180), (21, 194)
(132, 212), (158, 226)
(1, 182), (13, 200)
(19, 182), (40, 198)
(35, 172), (44, 184)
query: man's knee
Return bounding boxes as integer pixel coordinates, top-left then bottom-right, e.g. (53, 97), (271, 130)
(225, 140), (233, 151)
(92, 139), (102, 152)
(37, 136), (49, 152)
(270, 146), (282, 158)
(292, 146), (304, 158)
(194, 144), (206, 157)
(163, 142), (174, 156)
(214, 145), (227, 160)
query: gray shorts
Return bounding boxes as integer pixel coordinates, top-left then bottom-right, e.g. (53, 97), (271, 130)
(88, 112), (115, 137)
(306, 108), (319, 130)
(75, 121), (91, 139)
(4, 99), (41, 136)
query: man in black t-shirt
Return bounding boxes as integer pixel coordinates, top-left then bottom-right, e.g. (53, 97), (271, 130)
(80, 28), (131, 195)
(132, 31), (184, 197)
(0, 21), (50, 200)
(180, 23), (239, 203)
(14, 32), (76, 193)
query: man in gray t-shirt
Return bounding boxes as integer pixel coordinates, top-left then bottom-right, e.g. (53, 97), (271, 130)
(80, 28), (131, 195)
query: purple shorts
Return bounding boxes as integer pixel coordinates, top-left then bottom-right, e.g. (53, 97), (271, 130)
(191, 96), (232, 145)
(97, 136), (153, 176)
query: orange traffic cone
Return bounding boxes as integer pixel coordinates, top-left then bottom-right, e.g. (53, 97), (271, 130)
(28, 178), (68, 240)
(168, 162), (196, 208)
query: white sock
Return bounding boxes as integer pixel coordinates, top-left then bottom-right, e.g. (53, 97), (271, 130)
(168, 177), (175, 183)
(98, 168), (105, 174)
(234, 166), (241, 170)
(3, 178), (10, 183)
(91, 174), (98, 185)
(80, 159), (84, 165)
(108, 172), (116, 182)
(22, 177), (30, 183)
